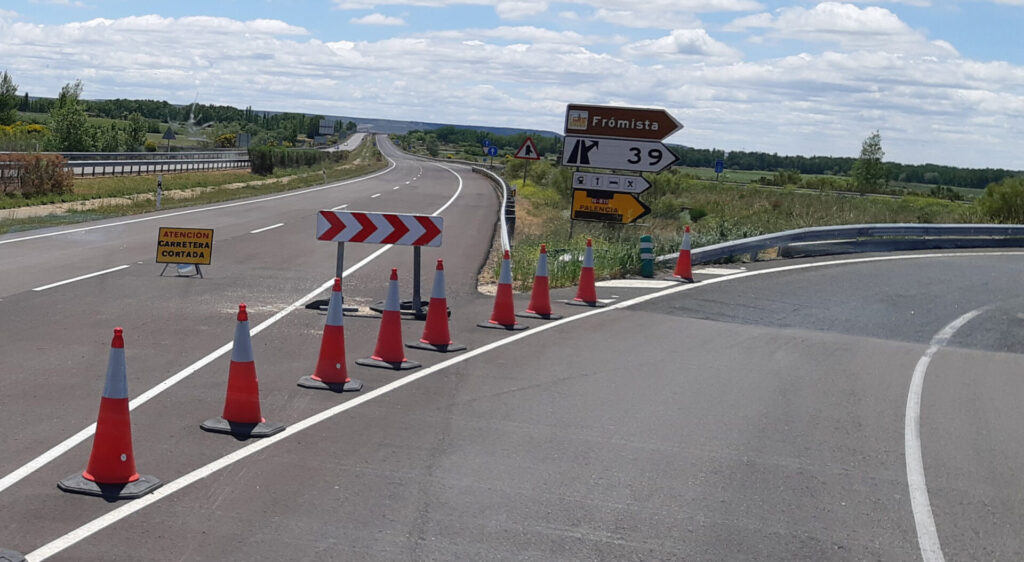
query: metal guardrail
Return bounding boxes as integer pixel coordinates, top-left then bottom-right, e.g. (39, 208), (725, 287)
(0, 150), (251, 179)
(55, 150), (248, 161)
(70, 158), (250, 177)
(656, 224), (1024, 265)
(471, 167), (512, 252)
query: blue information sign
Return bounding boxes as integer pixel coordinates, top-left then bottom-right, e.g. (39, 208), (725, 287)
(714, 159), (725, 174)
(487, 146), (499, 157)
(483, 139), (491, 147)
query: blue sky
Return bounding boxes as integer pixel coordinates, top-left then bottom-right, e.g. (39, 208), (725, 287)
(1, 0), (1022, 169)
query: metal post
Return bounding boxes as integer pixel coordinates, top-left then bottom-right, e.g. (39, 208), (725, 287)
(413, 246), (424, 320)
(335, 241), (345, 280)
(156, 175), (163, 210)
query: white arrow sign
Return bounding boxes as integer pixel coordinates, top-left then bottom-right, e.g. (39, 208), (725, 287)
(572, 172), (651, 194)
(561, 135), (678, 173)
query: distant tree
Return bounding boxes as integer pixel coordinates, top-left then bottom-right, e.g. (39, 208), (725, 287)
(851, 130), (887, 192)
(45, 81), (94, 152)
(425, 136), (440, 157)
(124, 112), (147, 151)
(98, 122), (124, 152)
(0, 71), (19, 126)
(19, 92), (30, 112)
(345, 120), (356, 133)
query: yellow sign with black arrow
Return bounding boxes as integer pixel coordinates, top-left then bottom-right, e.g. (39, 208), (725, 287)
(571, 189), (650, 224)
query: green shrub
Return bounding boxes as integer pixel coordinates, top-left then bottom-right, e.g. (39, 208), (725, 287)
(978, 177), (1024, 223)
(144, 140), (157, 152)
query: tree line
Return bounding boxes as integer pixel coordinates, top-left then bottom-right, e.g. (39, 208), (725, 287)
(674, 144), (1018, 190)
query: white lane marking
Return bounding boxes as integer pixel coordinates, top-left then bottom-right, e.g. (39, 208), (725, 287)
(696, 267), (747, 276)
(330, 204), (349, 211)
(405, 181), (411, 184)
(249, 223), (284, 234)
(393, 186), (401, 190)
(906, 306), (989, 562)
(0, 150), (470, 496)
(0, 156), (398, 246)
(595, 280), (676, 289)
(31, 265), (131, 292)
(26, 251), (1024, 560)
(371, 193), (381, 198)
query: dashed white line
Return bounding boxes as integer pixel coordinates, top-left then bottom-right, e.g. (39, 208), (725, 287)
(31, 265), (131, 292)
(249, 223), (284, 234)
(393, 186), (401, 190)
(330, 204), (349, 211)
(371, 193), (381, 198)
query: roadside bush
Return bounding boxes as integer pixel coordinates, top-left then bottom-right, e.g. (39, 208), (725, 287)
(978, 177), (1024, 223)
(0, 153), (73, 196)
(248, 146), (326, 175)
(144, 140), (157, 152)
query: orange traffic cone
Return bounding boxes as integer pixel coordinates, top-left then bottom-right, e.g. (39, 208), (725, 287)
(408, 260), (466, 352)
(478, 249), (528, 330)
(299, 278), (363, 391)
(566, 238), (606, 307)
(517, 244), (561, 320)
(201, 304), (285, 438)
(672, 225), (694, 282)
(58, 328), (162, 499)
(357, 269), (421, 370)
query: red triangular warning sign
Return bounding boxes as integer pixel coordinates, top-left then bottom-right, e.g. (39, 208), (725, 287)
(514, 137), (541, 160)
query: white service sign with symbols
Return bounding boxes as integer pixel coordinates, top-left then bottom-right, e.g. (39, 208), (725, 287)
(561, 135), (679, 173)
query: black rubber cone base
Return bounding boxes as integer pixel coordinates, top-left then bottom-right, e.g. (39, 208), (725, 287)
(561, 299), (608, 308)
(663, 275), (695, 283)
(406, 340), (467, 353)
(200, 417), (285, 438)
(57, 473), (162, 500)
(0, 549), (25, 562)
(516, 311), (563, 320)
(297, 375), (363, 392)
(477, 321), (528, 331)
(356, 357), (421, 370)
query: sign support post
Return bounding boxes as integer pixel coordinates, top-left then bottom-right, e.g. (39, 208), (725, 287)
(317, 210), (443, 319)
(413, 246), (424, 320)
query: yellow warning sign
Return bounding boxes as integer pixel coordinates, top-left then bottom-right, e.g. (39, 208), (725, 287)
(156, 227), (214, 265)
(571, 189), (650, 224)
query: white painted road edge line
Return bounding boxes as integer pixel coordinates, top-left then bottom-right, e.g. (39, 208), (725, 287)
(25, 250), (1024, 560)
(0, 151), (397, 246)
(31, 265), (131, 292)
(249, 223), (284, 234)
(905, 306), (990, 562)
(0, 147), (470, 496)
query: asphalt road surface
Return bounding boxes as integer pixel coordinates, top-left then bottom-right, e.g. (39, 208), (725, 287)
(2, 140), (1024, 560)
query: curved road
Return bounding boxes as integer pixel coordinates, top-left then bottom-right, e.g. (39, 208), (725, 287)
(1, 141), (1023, 560)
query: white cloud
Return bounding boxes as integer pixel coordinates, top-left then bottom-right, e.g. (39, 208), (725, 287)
(350, 13), (407, 25)
(622, 29), (742, 60)
(726, 2), (957, 56)
(0, 9), (19, 18)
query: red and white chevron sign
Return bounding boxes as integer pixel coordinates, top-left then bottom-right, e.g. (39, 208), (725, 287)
(316, 211), (443, 247)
